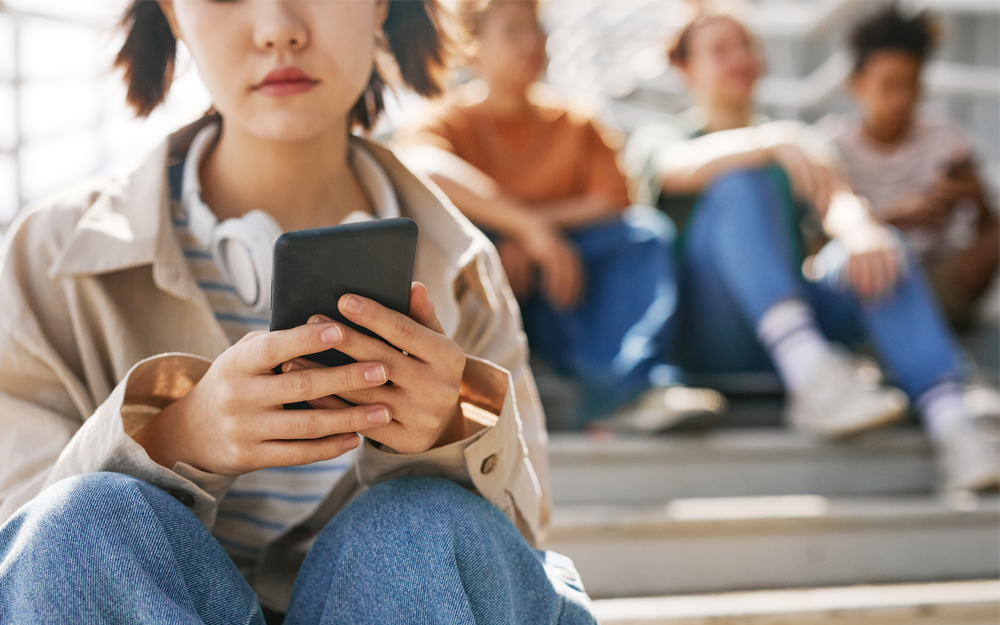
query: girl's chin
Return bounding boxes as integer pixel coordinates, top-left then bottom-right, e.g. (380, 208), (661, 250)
(241, 116), (345, 143)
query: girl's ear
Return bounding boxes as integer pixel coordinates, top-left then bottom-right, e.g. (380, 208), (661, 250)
(157, 1), (182, 42)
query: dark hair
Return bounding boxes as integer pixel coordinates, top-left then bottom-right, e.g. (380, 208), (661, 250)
(849, 4), (939, 74)
(667, 13), (753, 68)
(114, 1), (456, 128)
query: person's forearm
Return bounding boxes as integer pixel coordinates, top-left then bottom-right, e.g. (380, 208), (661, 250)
(428, 174), (539, 238)
(954, 219), (1000, 297)
(658, 131), (774, 194)
(661, 151), (773, 194)
(404, 145), (540, 238)
(534, 194), (626, 229)
(656, 123), (810, 194)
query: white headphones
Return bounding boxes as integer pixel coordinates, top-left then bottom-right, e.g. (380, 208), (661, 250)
(182, 125), (282, 312)
(181, 123), (401, 313)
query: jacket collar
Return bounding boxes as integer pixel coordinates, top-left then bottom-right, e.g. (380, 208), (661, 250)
(48, 115), (482, 334)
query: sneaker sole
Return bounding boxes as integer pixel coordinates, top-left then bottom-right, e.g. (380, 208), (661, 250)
(613, 408), (721, 435)
(788, 401), (908, 440)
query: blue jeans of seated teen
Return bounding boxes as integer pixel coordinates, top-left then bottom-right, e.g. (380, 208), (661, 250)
(679, 167), (962, 400)
(0, 473), (595, 625)
(520, 205), (681, 422)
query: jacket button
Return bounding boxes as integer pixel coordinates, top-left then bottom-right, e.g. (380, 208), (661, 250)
(480, 455), (497, 475)
(168, 489), (195, 507)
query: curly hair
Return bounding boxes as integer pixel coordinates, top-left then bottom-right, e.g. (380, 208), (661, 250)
(849, 4), (939, 74)
(113, 1), (457, 128)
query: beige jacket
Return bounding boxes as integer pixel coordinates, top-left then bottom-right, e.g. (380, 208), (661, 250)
(0, 117), (550, 609)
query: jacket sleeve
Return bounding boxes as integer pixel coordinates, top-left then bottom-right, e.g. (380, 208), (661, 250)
(0, 206), (233, 526)
(354, 240), (551, 546)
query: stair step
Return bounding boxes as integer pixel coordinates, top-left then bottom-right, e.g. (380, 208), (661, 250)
(591, 580), (1000, 625)
(549, 429), (936, 505)
(544, 495), (1000, 598)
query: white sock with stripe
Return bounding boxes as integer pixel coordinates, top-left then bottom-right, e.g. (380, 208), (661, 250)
(916, 380), (969, 444)
(756, 299), (831, 393)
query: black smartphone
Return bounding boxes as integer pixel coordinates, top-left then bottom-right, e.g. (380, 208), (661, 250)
(270, 217), (419, 368)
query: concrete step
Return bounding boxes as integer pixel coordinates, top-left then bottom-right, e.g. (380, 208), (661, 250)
(548, 429), (936, 505)
(544, 495), (1000, 599)
(591, 579), (1000, 625)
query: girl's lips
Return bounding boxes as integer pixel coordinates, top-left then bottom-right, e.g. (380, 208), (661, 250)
(254, 66), (319, 96)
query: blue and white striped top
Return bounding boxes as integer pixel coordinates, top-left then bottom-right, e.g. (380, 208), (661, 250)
(171, 122), (399, 575)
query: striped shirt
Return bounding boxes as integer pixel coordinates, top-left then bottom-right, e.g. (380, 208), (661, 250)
(171, 122), (398, 575)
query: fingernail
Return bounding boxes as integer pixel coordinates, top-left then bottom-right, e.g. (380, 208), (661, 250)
(321, 325), (342, 344)
(309, 314), (333, 324)
(341, 295), (362, 315)
(367, 407), (390, 425)
(364, 364), (386, 384)
(342, 435), (359, 451)
(282, 360), (299, 373)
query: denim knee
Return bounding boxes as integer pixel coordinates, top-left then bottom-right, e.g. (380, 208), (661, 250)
(339, 476), (494, 537)
(3, 472), (158, 534)
(702, 168), (774, 206)
(290, 477), (596, 625)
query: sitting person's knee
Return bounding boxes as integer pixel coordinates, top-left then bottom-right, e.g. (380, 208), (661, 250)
(319, 476), (509, 554)
(351, 476), (486, 526)
(706, 167), (773, 199)
(10, 472), (157, 531)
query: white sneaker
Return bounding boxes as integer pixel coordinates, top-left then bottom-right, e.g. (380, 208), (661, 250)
(965, 383), (1000, 421)
(604, 385), (727, 434)
(786, 348), (908, 439)
(938, 416), (1000, 493)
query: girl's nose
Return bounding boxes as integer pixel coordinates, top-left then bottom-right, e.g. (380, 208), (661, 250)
(253, 1), (310, 52)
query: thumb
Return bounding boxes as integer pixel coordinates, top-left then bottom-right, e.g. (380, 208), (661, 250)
(408, 282), (445, 334)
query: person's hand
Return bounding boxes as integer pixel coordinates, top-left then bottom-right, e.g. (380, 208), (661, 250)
(881, 192), (950, 228)
(516, 218), (585, 310)
(934, 163), (981, 206)
(840, 223), (904, 300)
(133, 320), (397, 476)
(283, 283), (468, 454)
(495, 237), (538, 300)
(771, 143), (840, 217)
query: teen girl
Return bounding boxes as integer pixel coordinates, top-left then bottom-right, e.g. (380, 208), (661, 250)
(0, 2), (594, 623)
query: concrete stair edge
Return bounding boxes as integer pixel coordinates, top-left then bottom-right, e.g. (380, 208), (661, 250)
(591, 579), (1000, 625)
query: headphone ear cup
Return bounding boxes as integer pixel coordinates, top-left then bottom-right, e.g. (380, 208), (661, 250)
(211, 210), (283, 313)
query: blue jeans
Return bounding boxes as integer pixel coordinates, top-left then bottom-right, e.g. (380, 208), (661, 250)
(0, 473), (595, 625)
(680, 167), (961, 399)
(520, 206), (681, 421)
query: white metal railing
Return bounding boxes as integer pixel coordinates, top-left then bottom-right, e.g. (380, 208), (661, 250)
(545, 0), (1000, 104)
(0, 1), (108, 219)
(0, 0), (212, 233)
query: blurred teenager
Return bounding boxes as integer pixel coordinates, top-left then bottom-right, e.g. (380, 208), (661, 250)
(398, 0), (724, 431)
(626, 13), (998, 492)
(0, 1), (598, 623)
(817, 5), (999, 330)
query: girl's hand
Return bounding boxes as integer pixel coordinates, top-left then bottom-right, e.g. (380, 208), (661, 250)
(133, 321), (394, 475)
(771, 143), (839, 217)
(517, 220), (585, 310)
(287, 282), (468, 454)
(495, 237), (538, 300)
(841, 223), (903, 300)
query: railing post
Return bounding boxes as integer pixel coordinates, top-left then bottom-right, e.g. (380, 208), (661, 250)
(10, 5), (22, 213)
